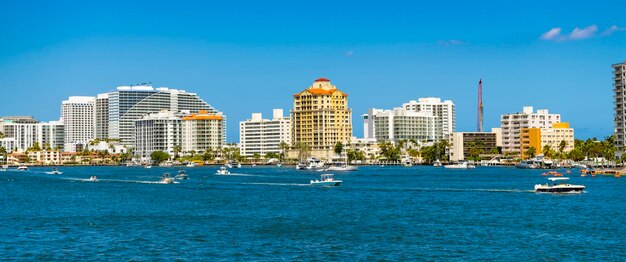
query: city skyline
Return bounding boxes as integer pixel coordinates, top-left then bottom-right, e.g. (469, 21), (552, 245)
(2, 1), (626, 140)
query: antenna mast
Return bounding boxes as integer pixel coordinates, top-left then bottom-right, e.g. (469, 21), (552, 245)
(477, 79), (483, 132)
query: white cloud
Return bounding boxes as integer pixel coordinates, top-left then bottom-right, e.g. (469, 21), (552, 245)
(602, 25), (626, 36)
(541, 28), (562, 40)
(569, 25), (598, 39)
(541, 24), (625, 41)
(437, 40), (464, 46)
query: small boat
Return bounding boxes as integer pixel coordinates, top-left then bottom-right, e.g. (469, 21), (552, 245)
(16, 166), (28, 171)
(224, 163), (233, 168)
(310, 174), (342, 187)
(0, 165), (7, 172)
(433, 160), (442, 167)
(216, 166), (231, 175)
(379, 164), (385, 167)
(159, 173), (174, 184)
(45, 167), (63, 175)
(534, 177), (585, 193)
(144, 165), (152, 169)
(444, 162), (475, 169)
(186, 162), (197, 167)
(295, 163), (308, 170)
(252, 164), (257, 167)
(237, 163), (242, 168)
(89, 176), (98, 182)
(276, 163), (282, 167)
(175, 170), (189, 180)
(325, 163), (358, 171)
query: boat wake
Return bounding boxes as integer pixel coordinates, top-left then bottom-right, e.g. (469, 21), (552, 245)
(241, 182), (310, 187)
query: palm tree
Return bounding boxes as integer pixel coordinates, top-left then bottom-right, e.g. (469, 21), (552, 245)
(526, 147), (537, 159)
(279, 141), (288, 161)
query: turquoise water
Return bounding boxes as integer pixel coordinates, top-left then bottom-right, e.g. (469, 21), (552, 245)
(1, 166), (625, 260)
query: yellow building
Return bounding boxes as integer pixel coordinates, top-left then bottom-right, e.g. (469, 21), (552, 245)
(290, 78), (353, 160)
(521, 122), (574, 159)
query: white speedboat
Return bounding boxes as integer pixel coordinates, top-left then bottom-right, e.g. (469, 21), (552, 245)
(144, 165), (152, 169)
(310, 174), (342, 187)
(325, 164), (358, 171)
(159, 173), (174, 184)
(216, 166), (231, 175)
(276, 163), (282, 167)
(45, 167), (63, 175)
(0, 165), (7, 172)
(89, 176), (98, 182)
(16, 166), (28, 171)
(534, 177), (585, 193)
(444, 162), (475, 169)
(295, 163), (308, 170)
(174, 170), (188, 180)
(252, 164), (257, 167)
(186, 162), (197, 167)
(433, 160), (442, 167)
(224, 163), (233, 168)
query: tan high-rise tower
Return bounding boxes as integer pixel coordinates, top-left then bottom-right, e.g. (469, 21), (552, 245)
(290, 78), (352, 160)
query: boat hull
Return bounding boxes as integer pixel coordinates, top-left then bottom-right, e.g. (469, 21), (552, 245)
(534, 185), (585, 193)
(310, 181), (342, 187)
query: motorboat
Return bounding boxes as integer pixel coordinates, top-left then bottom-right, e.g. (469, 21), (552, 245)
(276, 163), (282, 167)
(516, 155), (554, 169)
(325, 163), (358, 171)
(174, 170), (188, 180)
(144, 165), (152, 169)
(534, 177), (585, 193)
(159, 173), (174, 184)
(45, 167), (63, 175)
(224, 163), (233, 168)
(159, 162), (173, 167)
(0, 165), (7, 172)
(216, 166), (231, 175)
(16, 166), (28, 171)
(186, 162), (197, 167)
(310, 174), (342, 187)
(444, 162), (475, 169)
(295, 163), (309, 170)
(89, 176), (98, 182)
(252, 164), (257, 167)
(433, 160), (442, 167)
(229, 161), (241, 168)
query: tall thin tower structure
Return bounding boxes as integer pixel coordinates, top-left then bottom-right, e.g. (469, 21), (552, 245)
(477, 79), (483, 132)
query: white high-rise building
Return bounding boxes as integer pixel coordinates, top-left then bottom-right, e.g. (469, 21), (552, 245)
(95, 93), (110, 139)
(371, 107), (436, 142)
(61, 96), (96, 152)
(500, 106), (561, 155)
(105, 85), (223, 146)
(402, 97), (455, 141)
(613, 60), (626, 156)
(181, 110), (225, 153)
(240, 109), (291, 157)
(362, 108), (385, 139)
(134, 111), (183, 161)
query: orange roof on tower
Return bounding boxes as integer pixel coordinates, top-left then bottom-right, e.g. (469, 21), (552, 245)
(182, 110), (223, 121)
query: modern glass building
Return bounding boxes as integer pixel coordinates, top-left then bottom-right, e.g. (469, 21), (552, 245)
(103, 85), (224, 146)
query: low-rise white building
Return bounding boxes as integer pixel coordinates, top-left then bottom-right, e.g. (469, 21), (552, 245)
(239, 109), (291, 157)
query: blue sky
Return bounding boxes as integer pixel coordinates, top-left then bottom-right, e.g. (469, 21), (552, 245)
(1, 0), (625, 141)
